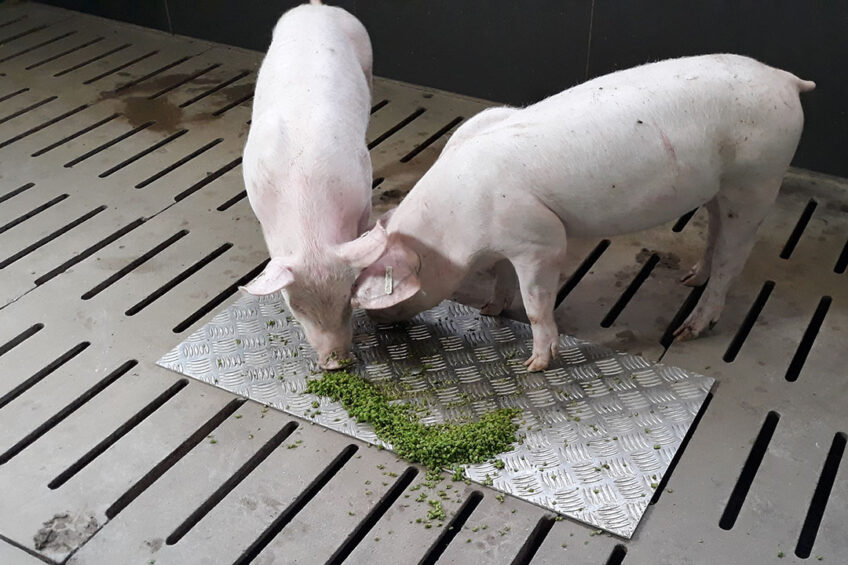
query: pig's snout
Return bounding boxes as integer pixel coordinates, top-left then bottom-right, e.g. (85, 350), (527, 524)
(318, 349), (354, 371)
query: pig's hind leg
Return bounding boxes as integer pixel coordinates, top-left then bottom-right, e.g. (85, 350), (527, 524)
(674, 177), (781, 340)
(680, 199), (720, 287)
(504, 209), (568, 371)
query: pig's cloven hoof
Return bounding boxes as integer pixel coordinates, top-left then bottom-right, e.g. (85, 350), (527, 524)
(480, 301), (505, 316)
(679, 262), (710, 287)
(523, 342), (557, 372)
(673, 308), (721, 342)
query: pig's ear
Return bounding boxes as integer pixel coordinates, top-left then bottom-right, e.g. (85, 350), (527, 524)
(335, 223), (388, 270)
(351, 243), (421, 309)
(240, 258), (294, 295)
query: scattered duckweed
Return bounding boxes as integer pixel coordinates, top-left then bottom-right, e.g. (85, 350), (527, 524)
(305, 371), (520, 469)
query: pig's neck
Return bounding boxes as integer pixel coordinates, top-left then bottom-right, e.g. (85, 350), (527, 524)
(389, 197), (478, 306)
(263, 186), (362, 259)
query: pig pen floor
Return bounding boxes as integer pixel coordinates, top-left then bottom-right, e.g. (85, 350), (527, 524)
(0, 3), (846, 564)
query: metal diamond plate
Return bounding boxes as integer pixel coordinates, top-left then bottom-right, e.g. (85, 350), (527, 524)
(157, 292), (714, 538)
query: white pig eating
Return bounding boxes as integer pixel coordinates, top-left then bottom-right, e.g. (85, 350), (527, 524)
(241, 0), (387, 369)
(351, 54), (814, 371)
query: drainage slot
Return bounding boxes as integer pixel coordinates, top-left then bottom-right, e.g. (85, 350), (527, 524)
(83, 49), (159, 84)
(0, 103), (89, 149)
(795, 432), (847, 559)
(556, 239), (610, 307)
(510, 515), (556, 565)
(650, 392), (713, 505)
(659, 282), (707, 349)
(232, 444), (359, 565)
(179, 70), (251, 108)
(719, 411), (780, 530)
(0, 24), (48, 46)
(33, 112), (120, 156)
(326, 466), (419, 565)
(166, 421), (299, 545)
(0, 323), (43, 358)
(65, 121), (154, 167)
(0, 30), (77, 63)
(26, 36), (104, 70)
(371, 177), (384, 189)
(671, 207), (698, 232)
(399, 116), (463, 163)
(601, 254), (659, 328)
(173, 155), (241, 201)
(0, 341), (90, 411)
(100, 129), (188, 177)
(0, 205), (107, 269)
(780, 198), (817, 259)
(114, 55), (193, 92)
(418, 490), (483, 565)
(35, 217), (146, 285)
(82, 229), (189, 300)
(785, 296), (832, 382)
(135, 138), (224, 189)
(0, 87), (29, 104)
(606, 544), (628, 565)
(370, 99), (388, 114)
(216, 190), (247, 212)
(125, 243), (233, 316)
(172, 259), (269, 333)
(368, 107), (426, 150)
(0, 194), (68, 235)
(0, 95), (57, 126)
(723, 281), (775, 362)
(0, 15), (27, 29)
(105, 398), (247, 518)
(149, 63), (221, 99)
(0, 360), (137, 465)
(0, 182), (35, 205)
(54, 43), (131, 77)
(48, 379), (189, 489)
(834, 237), (848, 274)
(211, 92), (254, 117)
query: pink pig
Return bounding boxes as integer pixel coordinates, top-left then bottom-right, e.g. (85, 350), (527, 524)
(241, 1), (387, 369)
(351, 54), (814, 371)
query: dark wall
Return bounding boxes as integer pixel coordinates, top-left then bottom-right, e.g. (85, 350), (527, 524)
(38, 0), (848, 177)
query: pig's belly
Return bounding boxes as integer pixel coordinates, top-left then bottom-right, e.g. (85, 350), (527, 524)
(535, 143), (723, 237)
(558, 174), (718, 236)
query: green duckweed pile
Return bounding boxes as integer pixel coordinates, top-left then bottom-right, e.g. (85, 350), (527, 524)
(305, 371), (520, 469)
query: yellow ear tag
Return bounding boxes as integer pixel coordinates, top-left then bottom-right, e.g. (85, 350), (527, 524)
(384, 266), (393, 295)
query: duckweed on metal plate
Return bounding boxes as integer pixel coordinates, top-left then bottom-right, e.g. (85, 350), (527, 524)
(305, 371), (520, 469)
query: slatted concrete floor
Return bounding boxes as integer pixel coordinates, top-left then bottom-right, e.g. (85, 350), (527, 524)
(0, 3), (845, 564)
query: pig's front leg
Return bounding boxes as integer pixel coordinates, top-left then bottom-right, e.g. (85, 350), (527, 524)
(504, 209), (568, 371)
(481, 259), (518, 316)
(514, 258), (563, 371)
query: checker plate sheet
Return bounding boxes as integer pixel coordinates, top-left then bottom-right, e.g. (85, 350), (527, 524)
(157, 292), (714, 538)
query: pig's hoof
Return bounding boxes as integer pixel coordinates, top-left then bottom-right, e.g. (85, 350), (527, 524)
(523, 355), (549, 372)
(480, 301), (504, 316)
(679, 263), (709, 287)
(673, 308), (721, 342)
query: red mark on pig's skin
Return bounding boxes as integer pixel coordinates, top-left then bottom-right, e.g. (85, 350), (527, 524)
(659, 129), (677, 164)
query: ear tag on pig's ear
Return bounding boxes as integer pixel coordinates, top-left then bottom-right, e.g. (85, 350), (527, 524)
(384, 266), (393, 295)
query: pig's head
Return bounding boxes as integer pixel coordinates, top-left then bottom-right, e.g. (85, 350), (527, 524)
(241, 225), (388, 370)
(350, 235), (423, 320)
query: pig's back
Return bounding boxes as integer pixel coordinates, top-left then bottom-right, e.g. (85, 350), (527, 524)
(457, 54), (808, 236)
(250, 5), (371, 144)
